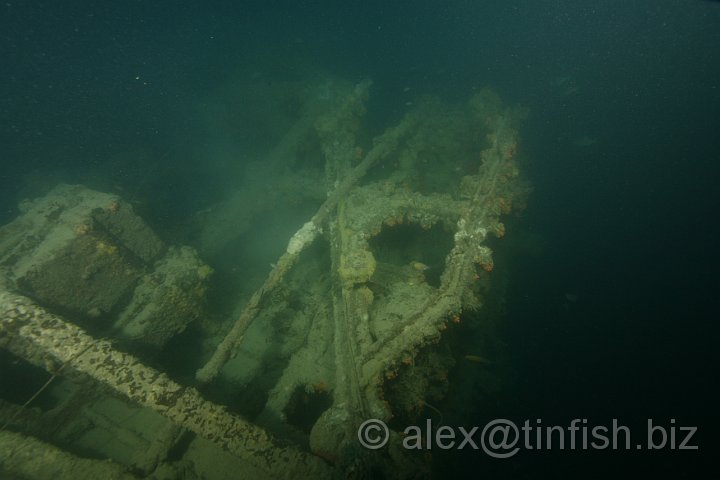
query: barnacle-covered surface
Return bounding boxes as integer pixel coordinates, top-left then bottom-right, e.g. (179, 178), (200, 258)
(0, 283), (332, 479)
(198, 80), (529, 475)
(0, 75), (528, 479)
(0, 184), (210, 348)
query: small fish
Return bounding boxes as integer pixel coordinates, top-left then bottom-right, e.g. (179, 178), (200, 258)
(411, 261), (430, 271)
(464, 354), (493, 365)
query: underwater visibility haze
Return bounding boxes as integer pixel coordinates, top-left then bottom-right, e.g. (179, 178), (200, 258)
(0, 1), (718, 479)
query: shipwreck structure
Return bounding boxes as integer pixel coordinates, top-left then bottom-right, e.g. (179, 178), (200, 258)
(0, 78), (528, 479)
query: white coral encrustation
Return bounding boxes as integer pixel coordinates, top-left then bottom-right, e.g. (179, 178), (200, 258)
(286, 221), (320, 255)
(453, 217), (488, 243)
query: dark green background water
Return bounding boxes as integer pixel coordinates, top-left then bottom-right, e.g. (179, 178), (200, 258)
(1, 1), (717, 478)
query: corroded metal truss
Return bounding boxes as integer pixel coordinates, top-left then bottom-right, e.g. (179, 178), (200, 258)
(0, 80), (528, 478)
